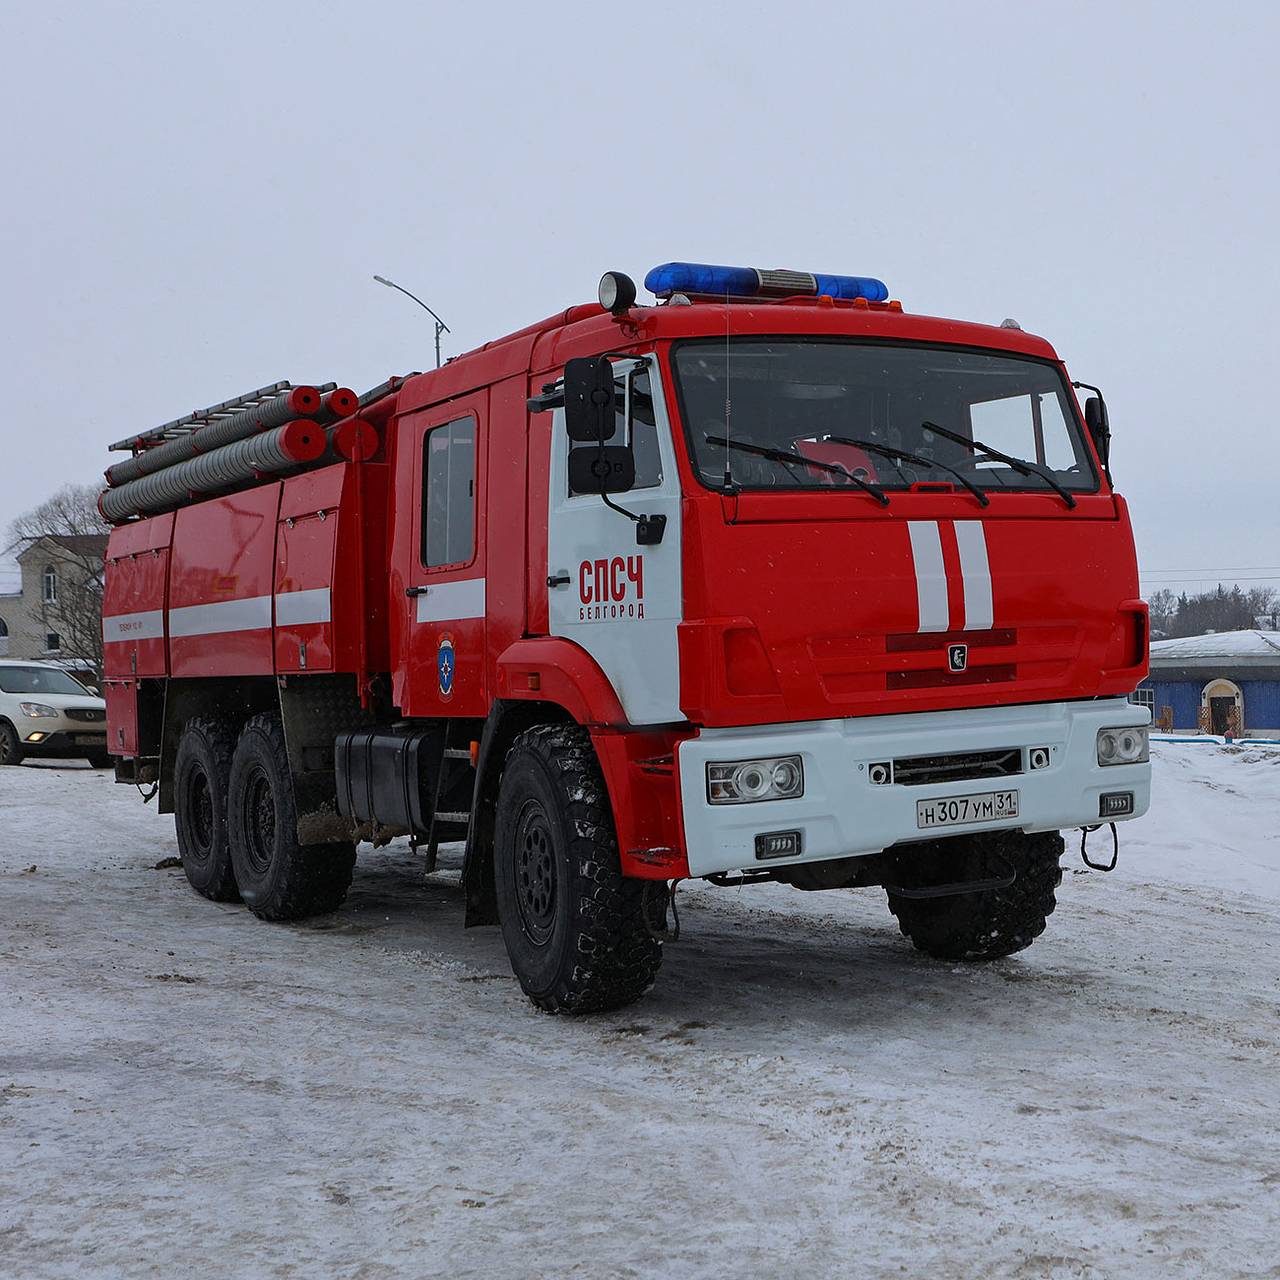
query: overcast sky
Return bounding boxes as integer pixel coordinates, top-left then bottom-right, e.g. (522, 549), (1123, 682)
(2, 1), (1276, 598)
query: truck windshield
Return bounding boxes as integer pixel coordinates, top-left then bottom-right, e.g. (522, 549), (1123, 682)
(672, 339), (1098, 495)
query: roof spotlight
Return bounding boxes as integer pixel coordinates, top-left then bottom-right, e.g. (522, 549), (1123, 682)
(598, 271), (637, 315)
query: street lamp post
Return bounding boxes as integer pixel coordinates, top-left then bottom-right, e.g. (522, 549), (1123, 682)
(372, 275), (452, 369)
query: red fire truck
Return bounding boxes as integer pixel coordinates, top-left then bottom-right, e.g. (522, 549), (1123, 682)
(100, 261), (1151, 1013)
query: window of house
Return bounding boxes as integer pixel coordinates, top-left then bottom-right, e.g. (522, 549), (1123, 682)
(0, 617), (8, 657)
(44, 632), (61, 653)
(43, 565), (58, 604)
(1130, 688), (1155, 710)
(421, 416), (476, 569)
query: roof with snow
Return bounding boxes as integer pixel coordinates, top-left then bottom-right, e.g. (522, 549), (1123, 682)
(15, 533), (109, 562)
(1150, 630), (1280, 671)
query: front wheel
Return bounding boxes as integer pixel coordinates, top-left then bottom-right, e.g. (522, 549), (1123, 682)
(0, 722), (24, 766)
(886, 830), (1064, 961)
(227, 713), (356, 920)
(494, 724), (663, 1014)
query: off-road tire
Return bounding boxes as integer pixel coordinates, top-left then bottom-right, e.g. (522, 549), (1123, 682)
(0, 721), (24, 766)
(227, 712), (355, 920)
(886, 830), (1064, 961)
(173, 718), (240, 902)
(494, 723), (663, 1014)
(85, 751), (112, 770)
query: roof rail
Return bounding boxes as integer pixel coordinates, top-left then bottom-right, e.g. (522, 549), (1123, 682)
(109, 381), (336, 453)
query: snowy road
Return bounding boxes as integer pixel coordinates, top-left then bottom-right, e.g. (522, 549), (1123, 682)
(2, 744), (1279, 1279)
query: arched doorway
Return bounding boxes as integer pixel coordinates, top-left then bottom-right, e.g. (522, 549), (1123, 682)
(1202, 678), (1243, 736)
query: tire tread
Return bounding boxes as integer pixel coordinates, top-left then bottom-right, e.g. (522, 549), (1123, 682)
(500, 723), (663, 1014)
(886, 830), (1064, 961)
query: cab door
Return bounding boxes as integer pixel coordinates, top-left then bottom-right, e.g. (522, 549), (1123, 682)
(545, 360), (683, 725)
(397, 390), (487, 717)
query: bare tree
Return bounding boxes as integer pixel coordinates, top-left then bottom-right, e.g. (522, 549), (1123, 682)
(8, 485), (109, 676)
(1146, 588), (1177, 634)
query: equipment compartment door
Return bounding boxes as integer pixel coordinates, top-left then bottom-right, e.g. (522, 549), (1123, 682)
(395, 391), (487, 717)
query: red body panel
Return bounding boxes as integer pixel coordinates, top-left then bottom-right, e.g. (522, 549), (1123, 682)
(103, 512), (173, 679)
(677, 491), (1145, 727)
(274, 463), (390, 676)
(169, 486), (280, 678)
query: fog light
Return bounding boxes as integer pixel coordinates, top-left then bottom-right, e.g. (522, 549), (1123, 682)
(26, 731), (47, 743)
(707, 755), (804, 804)
(1100, 791), (1134, 817)
(755, 830), (803, 860)
(1097, 726), (1149, 766)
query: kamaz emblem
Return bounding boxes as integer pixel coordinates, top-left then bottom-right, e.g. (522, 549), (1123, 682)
(947, 643), (968, 673)
(437, 635), (456, 699)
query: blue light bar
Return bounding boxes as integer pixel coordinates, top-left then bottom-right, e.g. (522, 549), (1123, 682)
(644, 261), (888, 303)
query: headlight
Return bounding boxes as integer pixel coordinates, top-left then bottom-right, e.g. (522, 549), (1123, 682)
(1097, 726), (1148, 766)
(19, 702), (57, 718)
(707, 755), (804, 804)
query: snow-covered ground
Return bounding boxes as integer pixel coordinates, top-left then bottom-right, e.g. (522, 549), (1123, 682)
(2, 743), (1278, 1279)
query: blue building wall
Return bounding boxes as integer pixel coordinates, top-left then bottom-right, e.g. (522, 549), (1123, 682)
(1138, 677), (1280, 732)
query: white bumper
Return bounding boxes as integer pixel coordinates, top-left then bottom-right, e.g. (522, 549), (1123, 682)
(677, 698), (1151, 878)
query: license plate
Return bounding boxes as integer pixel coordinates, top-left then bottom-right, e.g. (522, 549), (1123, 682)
(917, 789), (1019, 830)
(73, 735), (103, 746)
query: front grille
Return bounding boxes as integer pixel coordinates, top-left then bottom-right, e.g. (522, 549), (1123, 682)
(65, 707), (105, 723)
(886, 628), (1017, 653)
(890, 748), (1023, 787)
(887, 664), (1017, 690)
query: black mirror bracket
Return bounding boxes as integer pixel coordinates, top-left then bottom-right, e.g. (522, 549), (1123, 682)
(1072, 380), (1113, 485)
(599, 491), (666, 545)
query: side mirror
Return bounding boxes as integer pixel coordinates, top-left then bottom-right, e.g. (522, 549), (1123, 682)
(1084, 395), (1111, 469)
(569, 445), (635, 495)
(564, 357), (616, 442)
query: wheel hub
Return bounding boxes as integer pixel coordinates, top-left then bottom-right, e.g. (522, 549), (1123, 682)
(243, 767), (276, 875)
(185, 768), (215, 859)
(515, 801), (557, 945)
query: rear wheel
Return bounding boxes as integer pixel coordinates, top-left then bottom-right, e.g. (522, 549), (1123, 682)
(173, 718), (240, 902)
(494, 723), (663, 1014)
(227, 713), (355, 920)
(886, 830), (1064, 961)
(0, 722), (24, 766)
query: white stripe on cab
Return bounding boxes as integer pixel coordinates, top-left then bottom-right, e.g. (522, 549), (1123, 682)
(954, 521), (994, 631)
(415, 577), (486, 623)
(907, 521), (950, 633)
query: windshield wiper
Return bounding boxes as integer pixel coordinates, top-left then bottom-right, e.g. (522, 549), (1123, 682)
(824, 436), (990, 507)
(705, 435), (889, 506)
(920, 420), (1076, 509)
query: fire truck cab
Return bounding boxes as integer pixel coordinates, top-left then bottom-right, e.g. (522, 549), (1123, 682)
(102, 261), (1151, 1014)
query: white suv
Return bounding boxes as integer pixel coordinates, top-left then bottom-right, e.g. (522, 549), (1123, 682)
(0, 660), (110, 768)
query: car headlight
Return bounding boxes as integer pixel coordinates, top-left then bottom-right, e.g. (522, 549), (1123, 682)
(707, 755), (804, 804)
(1097, 726), (1148, 766)
(19, 702), (57, 718)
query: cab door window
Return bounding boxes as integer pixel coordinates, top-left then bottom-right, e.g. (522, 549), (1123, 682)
(611, 367), (663, 490)
(421, 416), (476, 568)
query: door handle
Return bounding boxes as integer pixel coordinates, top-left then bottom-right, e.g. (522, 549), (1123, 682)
(405, 585), (429, 598)
(547, 571), (571, 588)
